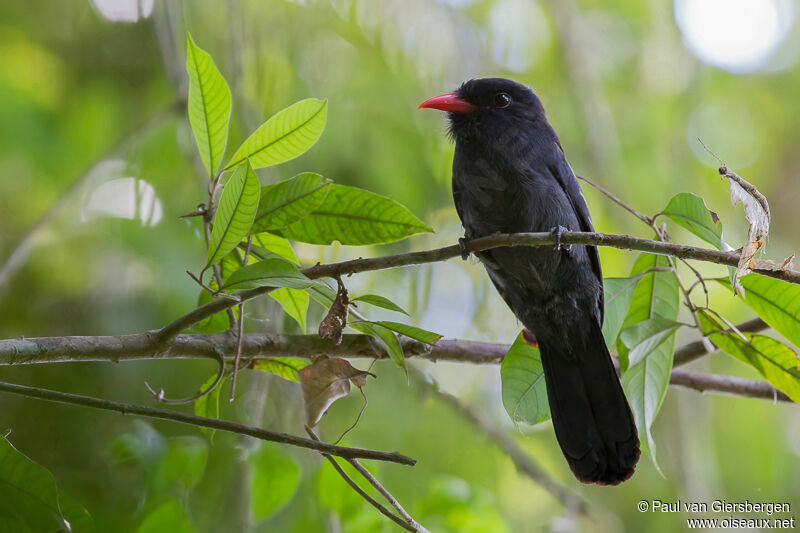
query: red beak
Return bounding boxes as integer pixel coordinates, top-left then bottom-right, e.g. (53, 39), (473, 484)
(418, 92), (477, 113)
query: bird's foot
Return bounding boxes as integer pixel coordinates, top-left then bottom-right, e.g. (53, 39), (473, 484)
(458, 237), (471, 260)
(550, 225), (572, 253)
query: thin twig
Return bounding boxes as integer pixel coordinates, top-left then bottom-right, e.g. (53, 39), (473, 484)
(577, 175), (653, 225)
(0, 380), (417, 465)
(670, 369), (790, 402)
(672, 317), (768, 367)
(412, 369), (588, 514)
(305, 427), (418, 532)
(230, 236), (253, 402)
(144, 350), (226, 405)
(333, 387), (368, 445)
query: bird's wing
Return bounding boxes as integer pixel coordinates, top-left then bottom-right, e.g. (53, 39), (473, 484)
(548, 149), (604, 323)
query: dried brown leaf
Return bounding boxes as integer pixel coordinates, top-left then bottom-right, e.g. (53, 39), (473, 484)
(297, 356), (374, 426)
(318, 280), (349, 345)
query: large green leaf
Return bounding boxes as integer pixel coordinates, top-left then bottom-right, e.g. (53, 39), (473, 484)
(137, 500), (194, 533)
(601, 277), (639, 348)
(223, 258), (313, 291)
(350, 321), (406, 372)
(249, 443), (300, 522)
(374, 321), (441, 345)
(270, 287), (309, 332)
(252, 357), (309, 382)
(351, 294), (409, 316)
(620, 317), (683, 367)
(500, 332), (549, 425)
(279, 184), (433, 245)
(206, 161), (260, 269)
(252, 173), (332, 233)
(618, 253), (679, 468)
(717, 275), (800, 348)
(617, 254), (680, 368)
(185, 34), (231, 177)
(661, 192), (723, 249)
(226, 98), (327, 170)
(700, 311), (800, 402)
(0, 436), (71, 532)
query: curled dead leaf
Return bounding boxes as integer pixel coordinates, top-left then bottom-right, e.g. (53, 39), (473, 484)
(318, 279), (349, 345)
(297, 356), (375, 427)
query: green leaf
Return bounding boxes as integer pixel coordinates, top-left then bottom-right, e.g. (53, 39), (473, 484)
(252, 173), (332, 233)
(249, 232), (298, 263)
(137, 500), (194, 533)
(500, 333), (549, 425)
(374, 321), (442, 344)
(223, 258), (313, 291)
(700, 311), (800, 402)
(620, 317), (682, 367)
(350, 321), (406, 372)
(249, 443), (300, 522)
(194, 374), (225, 440)
(57, 491), (94, 533)
(270, 288), (309, 331)
(351, 294), (409, 316)
(226, 98), (327, 170)
(252, 357), (309, 382)
(620, 334), (674, 475)
(279, 184), (433, 245)
(717, 275), (800, 348)
(617, 254), (680, 369)
(206, 161), (260, 269)
(185, 34), (231, 177)
(0, 436), (71, 532)
(601, 277), (639, 348)
(152, 437), (208, 494)
(661, 192), (724, 249)
(617, 253), (679, 469)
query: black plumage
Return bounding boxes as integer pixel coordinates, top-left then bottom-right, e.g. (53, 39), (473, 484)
(421, 78), (640, 485)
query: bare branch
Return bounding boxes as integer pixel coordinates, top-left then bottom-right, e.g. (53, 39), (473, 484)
(670, 369), (791, 402)
(673, 317), (769, 367)
(0, 380), (417, 466)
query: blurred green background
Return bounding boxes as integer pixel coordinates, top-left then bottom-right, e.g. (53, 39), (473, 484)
(1, 0), (799, 531)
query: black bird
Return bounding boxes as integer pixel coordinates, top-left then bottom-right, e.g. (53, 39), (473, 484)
(420, 78), (640, 485)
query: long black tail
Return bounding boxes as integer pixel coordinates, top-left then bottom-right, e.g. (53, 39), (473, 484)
(535, 322), (640, 485)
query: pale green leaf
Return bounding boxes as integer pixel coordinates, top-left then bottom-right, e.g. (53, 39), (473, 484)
(351, 294), (409, 316)
(500, 332), (549, 425)
(206, 161), (260, 268)
(661, 192), (724, 249)
(194, 374), (225, 440)
(252, 357), (309, 382)
(271, 288), (309, 332)
(252, 173), (332, 232)
(279, 184), (433, 245)
(185, 34), (231, 177)
(226, 98), (327, 170)
(223, 258), (313, 291)
(620, 317), (682, 367)
(350, 321), (406, 372)
(617, 253), (679, 369)
(374, 321), (441, 344)
(250, 233), (298, 263)
(601, 277), (639, 348)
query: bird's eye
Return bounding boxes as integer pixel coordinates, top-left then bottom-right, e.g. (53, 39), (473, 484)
(494, 93), (511, 108)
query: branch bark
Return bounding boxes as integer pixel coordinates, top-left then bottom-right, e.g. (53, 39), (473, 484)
(0, 380), (417, 465)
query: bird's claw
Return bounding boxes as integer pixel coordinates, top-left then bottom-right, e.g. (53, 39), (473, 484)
(550, 225), (572, 253)
(458, 237), (470, 260)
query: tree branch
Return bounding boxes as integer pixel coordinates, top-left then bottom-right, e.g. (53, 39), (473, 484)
(0, 380), (416, 466)
(669, 370), (791, 402)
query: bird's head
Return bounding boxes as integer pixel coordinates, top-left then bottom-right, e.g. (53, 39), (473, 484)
(419, 78), (547, 143)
